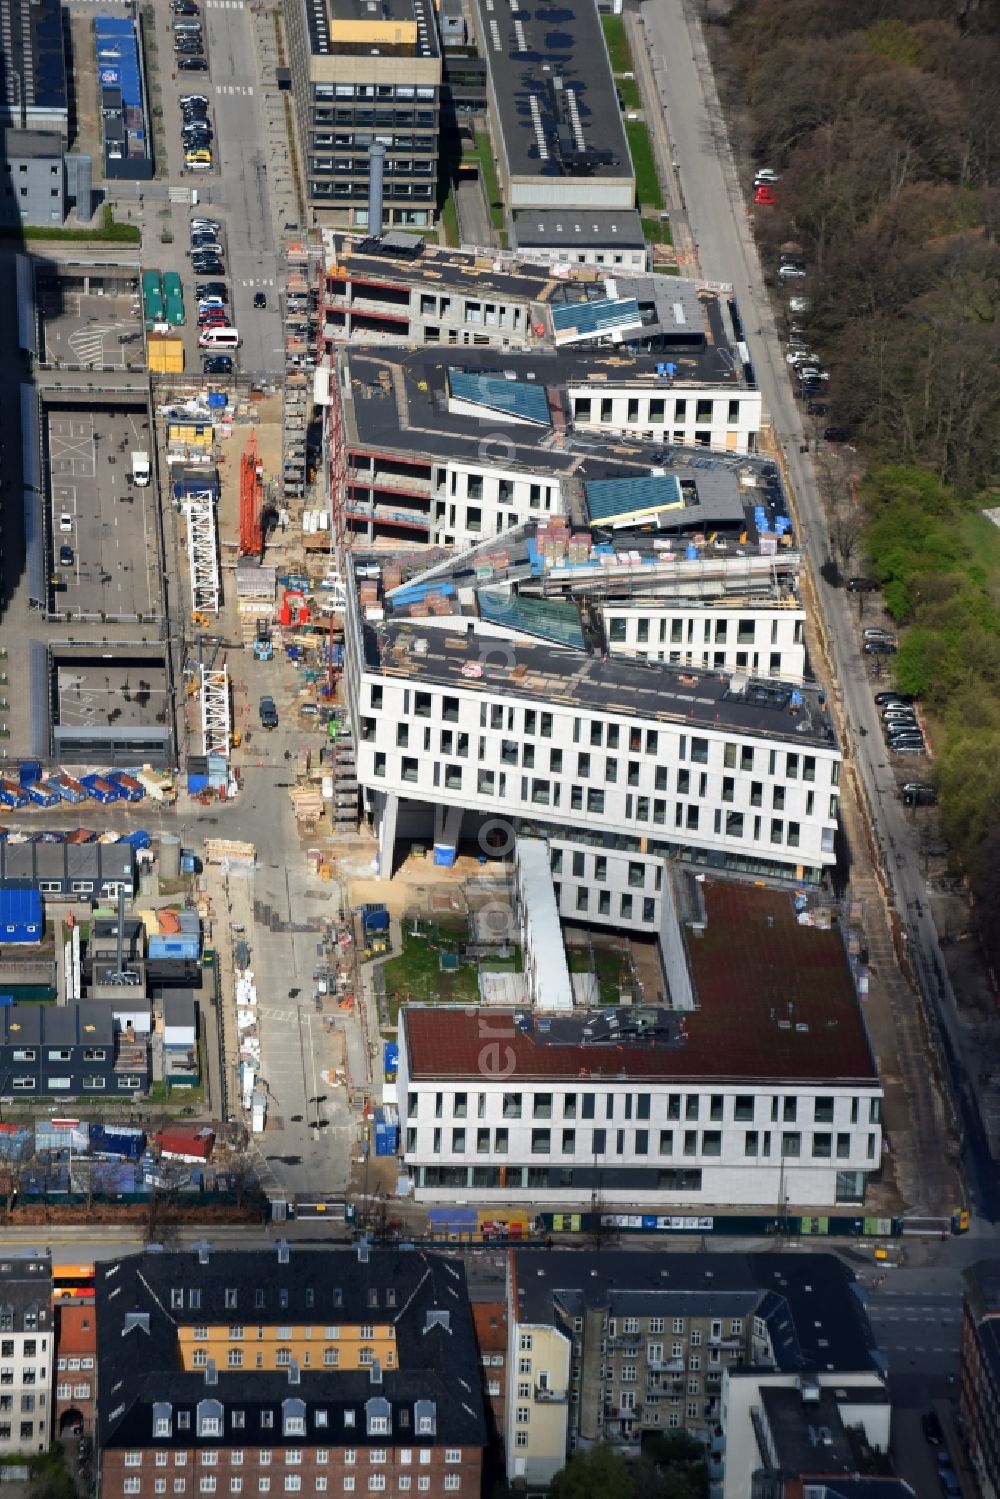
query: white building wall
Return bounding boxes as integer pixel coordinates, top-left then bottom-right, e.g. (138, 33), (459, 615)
(398, 1064), (883, 1208)
(357, 666), (840, 877)
(504, 1318), (572, 1487)
(432, 460), (563, 546)
(568, 384), (763, 454)
(604, 604), (807, 682)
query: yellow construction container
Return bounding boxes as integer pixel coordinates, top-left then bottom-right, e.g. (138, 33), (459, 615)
(168, 422), (213, 448)
(147, 334), (185, 373)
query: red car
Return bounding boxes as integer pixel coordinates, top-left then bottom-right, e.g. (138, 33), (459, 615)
(754, 184), (777, 206)
(198, 310), (228, 326)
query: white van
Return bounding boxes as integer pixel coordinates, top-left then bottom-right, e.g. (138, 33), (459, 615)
(198, 326), (240, 349)
(131, 451), (151, 486)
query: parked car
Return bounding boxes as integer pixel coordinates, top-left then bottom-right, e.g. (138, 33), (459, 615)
(778, 262), (807, 279)
(191, 216), (220, 229)
(259, 696), (279, 729)
(253, 291), (268, 309)
(58, 543), (74, 567)
(180, 93), (209, 106)
(203, 355), (234, 375)
(876, 690), (913, 705)
(848, 577), (879, 592)
(58, 511), (73, 532)
(754, 167), (779, 186)
(864, 639), (897, 655)
(754, 184), (777, 205)
(788, 295), (810, 313)
(922, 1412), (943, 1445)
(902, 781), (937, 807)
(196, 282), (228, 299)
(179, 56), (208, 69)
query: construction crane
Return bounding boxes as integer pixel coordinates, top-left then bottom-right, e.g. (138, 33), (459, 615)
(239, 430), (265, 561)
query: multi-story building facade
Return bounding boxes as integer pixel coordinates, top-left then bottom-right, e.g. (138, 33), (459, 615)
(0, 1001), (149, 1098)
(503, 1249), (887, 1491)
(344, 545), (839, 897)
(468, 1300), (506, 1471)
(960, 1259), (1000, 1499)
(54, 1301), (97, 1437)
(0, 1252), (53, 1454)
(396, 869), (881, 1211)
(603, 600), (807, 682)
(96, 1245), (486, 1499)
(284, 0), (441, 226)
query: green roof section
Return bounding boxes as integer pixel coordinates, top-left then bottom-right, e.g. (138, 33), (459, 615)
(447, 369), (551, 426)
(478, 589), (586, 650)
(584, 472), (683, 522)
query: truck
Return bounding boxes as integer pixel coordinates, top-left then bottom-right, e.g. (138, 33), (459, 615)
(131, 451), (151, 487)
(79, 775), (123, 805)
(51, 774), (87, 804)
(105, 771), (145, 802)
(251, 1088), (267, 1135)
(163, 271), (185, 327)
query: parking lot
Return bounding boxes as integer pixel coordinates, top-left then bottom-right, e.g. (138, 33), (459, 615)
(38, 282), (143, 370)
(46, 405), (164, 620)
(139, 0), (285, 380)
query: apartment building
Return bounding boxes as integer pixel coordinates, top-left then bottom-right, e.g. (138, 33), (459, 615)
(959, 1260), (1000, 1499)
(344, 547), (838, 898)
(322, 235), (698, 350)
(396, 872), (881, 1211)
(283, 0), (441, 225)
(0, 1252), (53, 1454)
(468, 1300), (506, 1469)
(54, 1301), (97, 1437)
(502, 1249), (886, 1491)
(96, 1243), (486, 1499)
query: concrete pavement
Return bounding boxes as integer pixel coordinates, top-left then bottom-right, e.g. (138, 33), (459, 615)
(639, 0), (997, 1222)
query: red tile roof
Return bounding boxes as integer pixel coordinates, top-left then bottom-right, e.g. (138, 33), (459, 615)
(403, 881), (876, 1084)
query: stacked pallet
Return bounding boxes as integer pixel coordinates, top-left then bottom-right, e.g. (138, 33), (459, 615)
(204, 838), (256, 866)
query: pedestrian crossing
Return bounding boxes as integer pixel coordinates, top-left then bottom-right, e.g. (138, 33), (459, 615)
(68, 324), (120, 364)
(215, 83), (254, 96)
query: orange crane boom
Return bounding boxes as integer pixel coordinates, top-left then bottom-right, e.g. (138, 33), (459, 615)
(239, 430), (264, 559)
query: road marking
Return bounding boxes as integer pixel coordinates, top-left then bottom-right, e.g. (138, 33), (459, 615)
(215, 83), (254, 95)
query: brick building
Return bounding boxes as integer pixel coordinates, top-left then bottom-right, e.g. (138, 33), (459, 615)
(95, 1244), (486, 1499)
(54, 1301), (97, 1437)
(469, 1300), (506, 1474)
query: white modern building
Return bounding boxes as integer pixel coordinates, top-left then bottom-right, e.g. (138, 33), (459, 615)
(604, 599), (807, 681)
(0, 1252), (53, 1453)
(395, 869), (882, 1209)
(343, 538), (838, 902)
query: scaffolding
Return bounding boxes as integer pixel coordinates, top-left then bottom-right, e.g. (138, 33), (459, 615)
(184, 488), (220, 617)
(200, 661), (231, 758)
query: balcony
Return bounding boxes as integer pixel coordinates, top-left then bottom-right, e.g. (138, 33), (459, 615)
(534, 1385), (567, 1404)
(646, 1358), (684, 1373)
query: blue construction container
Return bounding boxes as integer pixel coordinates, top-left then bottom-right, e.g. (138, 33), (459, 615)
(373, 1104), (399, 1156)
(207, 391), (227, 409)
(433, 845), (457, 867)
(360, 904), (390, 934)
(118, 830), (152, 850)
(383, 1041), (399, 1081)
(148, 935), (201, 962)
(187, 771), (209, 795)
(18, 762), (42, 787)
(90, 1124), (146, 1161)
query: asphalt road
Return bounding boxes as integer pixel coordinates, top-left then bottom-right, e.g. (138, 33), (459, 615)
(200, 0), (284, 378)
(639, 0), (1000, 1223)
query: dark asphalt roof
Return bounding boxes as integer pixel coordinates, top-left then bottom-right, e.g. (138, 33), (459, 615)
(474, 0), (629, 181)
(511, 1249), (881, 1375)
(96, 1247), (487, 1452)
(511, 208), (646, 251)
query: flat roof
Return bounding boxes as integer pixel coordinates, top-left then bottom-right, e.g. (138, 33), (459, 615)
(0, 0), (68, 118)
(365, 614), (834, 743)
(306, 0), (440, 59)
(512, 208), (646, 251)
(3, 128), (63, 159)
(56, 661), (170, 732)
(474, 0), (630, 183)
(404, 884), (876, 1085)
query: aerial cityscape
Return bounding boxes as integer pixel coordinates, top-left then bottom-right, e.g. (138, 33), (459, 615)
(0, 0), (996, 1495)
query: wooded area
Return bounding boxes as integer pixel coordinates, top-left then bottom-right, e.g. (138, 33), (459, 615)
(723, 0), (1000, 964)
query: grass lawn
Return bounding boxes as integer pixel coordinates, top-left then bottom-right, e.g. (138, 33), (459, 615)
(468, 132), (505, 232)
(379, 928), (522, 1027)
(567, 946), (630, 1005)
(601, 14), (633, 74)
(617, 75), (641, 110)
(441, 189), (460, 247)
(626, 120), (664, 209)
(960, 509), (1000, 605)
(641, 214), (673, 246)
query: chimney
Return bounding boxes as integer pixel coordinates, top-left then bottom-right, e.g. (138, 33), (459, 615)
(367, 144), (385, 239)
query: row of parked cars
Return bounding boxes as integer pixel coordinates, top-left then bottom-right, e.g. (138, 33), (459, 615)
(179, 86), (213, 172)
(875, 689), (928, 757)
(171, 0), (208, 72)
